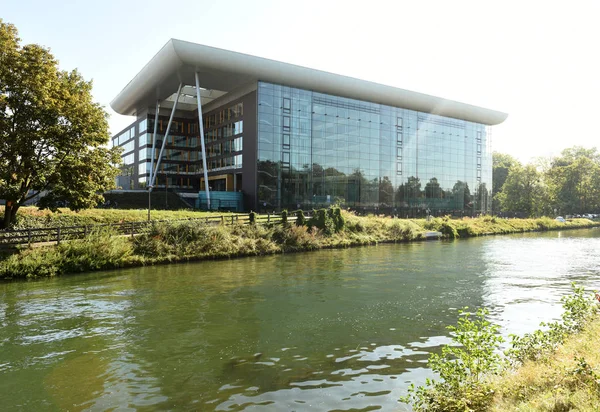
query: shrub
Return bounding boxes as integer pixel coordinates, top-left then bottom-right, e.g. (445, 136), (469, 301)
(401, 308), (504, 412)
(295, 210), (306, 227)
(507, 282), (599, 365)
(281, 209), (288, 225)
(309, 208), (335, 236)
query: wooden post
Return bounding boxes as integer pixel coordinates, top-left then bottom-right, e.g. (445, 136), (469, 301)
(27, 228), (32, 244)
(131, 221), (135, 238)
(56, 227), (61, 245)
(267, 213), (270, 223)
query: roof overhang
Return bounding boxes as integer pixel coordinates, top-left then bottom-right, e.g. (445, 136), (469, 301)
(111, 39), (508, 126)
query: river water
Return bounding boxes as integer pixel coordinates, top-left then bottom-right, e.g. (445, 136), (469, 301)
(1, 228), (599, 411)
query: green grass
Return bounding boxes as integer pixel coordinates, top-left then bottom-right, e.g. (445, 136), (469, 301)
(1, 209), (599, 280)
(491, 318), (600, 412)
(0, 206), (234, 229)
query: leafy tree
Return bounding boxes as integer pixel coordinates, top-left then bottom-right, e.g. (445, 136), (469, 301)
(378, 176), (394, 205)
(497, 164), (548, 216)
(0, 20), (120, 228)
(545, 147), (600, 215)
(452, 181), (472, 211)
(425, 177), (442, 199)
(492, 152), (520, 213)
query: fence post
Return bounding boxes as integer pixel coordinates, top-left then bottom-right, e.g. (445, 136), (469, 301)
(267, 213), (270, 223)
(56, 227), (61, 245)
(28, 228), (32, 244)
(231, 215), (234, 225)
(84, 225), (88, 237)
(131, 221), (135, 238)
(221, 215), (224, 224)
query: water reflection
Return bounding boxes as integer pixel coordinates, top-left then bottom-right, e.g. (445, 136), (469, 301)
(0, 228), (598, 411)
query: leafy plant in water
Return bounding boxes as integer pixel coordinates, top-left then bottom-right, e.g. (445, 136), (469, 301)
(401, 307), (504, 412)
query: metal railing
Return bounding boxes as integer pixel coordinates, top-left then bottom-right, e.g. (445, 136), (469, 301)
(0, 212), (306, 246)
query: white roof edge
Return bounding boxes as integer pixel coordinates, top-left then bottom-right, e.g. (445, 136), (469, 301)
(111, 39), (508, 125)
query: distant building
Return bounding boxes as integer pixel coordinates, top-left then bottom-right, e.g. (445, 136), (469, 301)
(110, 39), (507, 213)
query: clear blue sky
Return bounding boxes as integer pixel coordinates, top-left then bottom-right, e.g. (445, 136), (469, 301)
(3, 0), (600, 162)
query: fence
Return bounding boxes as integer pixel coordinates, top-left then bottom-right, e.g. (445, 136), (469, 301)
(0, 212), (305, 247)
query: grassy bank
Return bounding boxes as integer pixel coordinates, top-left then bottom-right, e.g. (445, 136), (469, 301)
(402, 284), (600, 412)
(0, 206), (230, 229)
(491, 318), (600, 411)
(0, 210), (599, 280)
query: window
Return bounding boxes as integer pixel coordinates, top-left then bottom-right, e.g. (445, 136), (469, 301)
(396, 162), (403, 175)
(139, 119), (147, 134)
(397, 117), (403, 128)
(476, 131), (482, 142)
(282, 151), (290, 164)
(283, 116), (291, 131)
(283, 98), (291, 113)
(477, 157), (481, 167)
(122, 153), (135, 165)
(396, 146), (402, 159)
(477, 143), (482, 155)
(138, 162), (150, 175)
(397, 131), (403, 145)
(283, 133), (290, 149)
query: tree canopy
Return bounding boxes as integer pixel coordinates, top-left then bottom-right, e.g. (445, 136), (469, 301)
(0, 20), (120, 228)
(494, 146), (600, 217)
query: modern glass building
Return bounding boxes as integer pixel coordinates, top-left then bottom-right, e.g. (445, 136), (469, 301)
(111, 40), (507, 214)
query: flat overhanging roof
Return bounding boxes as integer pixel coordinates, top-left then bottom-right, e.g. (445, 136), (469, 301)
(111, 39), (508, 125)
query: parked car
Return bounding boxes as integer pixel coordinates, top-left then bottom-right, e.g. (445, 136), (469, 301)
(555, 216), (566, 223)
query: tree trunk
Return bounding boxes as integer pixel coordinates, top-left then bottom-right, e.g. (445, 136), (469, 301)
(1, 202), (19, 229)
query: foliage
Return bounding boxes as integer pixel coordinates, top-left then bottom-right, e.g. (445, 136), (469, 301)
(494, 147), (600, 217)
(491, 300), (600, 411)
(0, 206), (234, 229)
(0, 228), (131, 279)
(492, 152), (521, 212)
(497, 164), (548, 216)
(295, 209), (306, 227)
(1, 211), (599, 279)
(507, 283), (599, 366)
(0, 20), (121, 228)
(401, 308), (504, 411)
(281, 209), (288, 225)
(308, 208), (335, 236)
(248, 211), (256, 224)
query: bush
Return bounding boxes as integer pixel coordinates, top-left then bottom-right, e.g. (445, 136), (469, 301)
(308, 209), (335, 236)
(0, 228), (131, 279)
(295, 210), (306, 227)
(401, 308), (504, 411)
(507, 282), (599, 365)
(281, 209), (288, 225)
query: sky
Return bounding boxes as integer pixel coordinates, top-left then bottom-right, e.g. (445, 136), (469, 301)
(2, 0), (600, 163)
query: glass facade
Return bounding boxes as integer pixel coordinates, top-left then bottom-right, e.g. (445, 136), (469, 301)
(257, 82), (491, 215)
(113, 101), (245, 192)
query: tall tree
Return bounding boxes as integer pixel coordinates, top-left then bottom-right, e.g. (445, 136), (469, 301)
(546, 153), (600, 215)
(0, 20), (120, 228)
(497, 164), (548, 216)
(492, 152), (520, 213)
(425, 177), (442, 199)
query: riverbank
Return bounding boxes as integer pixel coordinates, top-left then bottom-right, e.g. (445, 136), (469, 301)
(402, 284), (600, 412)
(491, 317), (600, 411)
(1, 210), (599, 280)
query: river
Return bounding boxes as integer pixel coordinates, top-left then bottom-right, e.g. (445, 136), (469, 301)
(1, 228), (599, 411)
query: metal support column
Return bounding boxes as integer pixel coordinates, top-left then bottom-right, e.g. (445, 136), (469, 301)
(195, 72), (211, 210)
(148, 99), (160, 221)
(151, 83), (182, 189)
